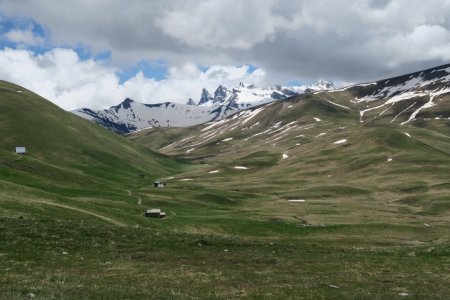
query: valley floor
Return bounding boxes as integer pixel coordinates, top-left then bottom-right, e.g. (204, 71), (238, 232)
(1, 162), (449, 299)
(1, 217), (449, 299)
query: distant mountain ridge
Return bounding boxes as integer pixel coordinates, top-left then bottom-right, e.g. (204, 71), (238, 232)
(73, 99), (239, 134)
(72, 81), (334, 134)
(135, 63), (450, 160)
(194, 81), (334, 107)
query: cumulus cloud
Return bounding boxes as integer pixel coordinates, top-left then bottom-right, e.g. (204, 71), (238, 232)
(0, 48), (266, 110)
(155, 0), (287, 49)
(389, 25), (450, 63)
(1, 0), (450, 84)
(3, 27), (44, 46)
(0, 48), (120, 109)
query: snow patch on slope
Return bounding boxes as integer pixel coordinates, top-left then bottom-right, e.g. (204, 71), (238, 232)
(234, 166), (249, 170)
(356, 66), (450, 124)
(333, 139), (347, 144)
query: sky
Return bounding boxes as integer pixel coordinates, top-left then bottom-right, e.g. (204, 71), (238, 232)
(1, 0), (450, 110)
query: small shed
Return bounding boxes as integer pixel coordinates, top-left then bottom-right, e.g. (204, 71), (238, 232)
(144, 208), (166, 218)
(154, 181), (166, 188)
(15, 147), (26, 154)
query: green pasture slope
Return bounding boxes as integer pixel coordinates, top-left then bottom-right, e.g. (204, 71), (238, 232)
(0, 80), (449, 299)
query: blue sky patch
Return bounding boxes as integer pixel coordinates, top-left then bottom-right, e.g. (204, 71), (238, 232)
(247, 64), (258, 73)
(286, 80), (303, 86)
(118, 59), (168, 83)
(0, 15), (50, 53)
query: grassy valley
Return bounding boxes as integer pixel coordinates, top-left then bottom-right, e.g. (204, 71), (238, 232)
(1, 78), (450, 299)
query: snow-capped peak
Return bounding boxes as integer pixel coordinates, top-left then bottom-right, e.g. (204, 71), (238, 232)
(213, 85), (233, 103)
(310, 80), (335, 90)
(198, 88), (213, 105)
(195, 81), (334, 107)
(73, 98), (239, 134)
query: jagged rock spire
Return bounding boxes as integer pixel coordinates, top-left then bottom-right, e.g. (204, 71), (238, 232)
(186, 98), (197, 105)
(198, 88), (213, 105)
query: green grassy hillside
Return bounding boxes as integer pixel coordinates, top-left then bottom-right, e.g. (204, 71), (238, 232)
(0, 79), (193, 240)
(0, 80), (187, 190)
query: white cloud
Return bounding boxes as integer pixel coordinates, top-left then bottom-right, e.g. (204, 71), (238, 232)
(3, 27), (44, 46)
(0, 48), (121, 109)
(397, 25), (450, 61)
(155, 0), (286, 49)
(167, 62), (201, 79)
(0, 48), (267, 110)
(362, 24), (450, 69)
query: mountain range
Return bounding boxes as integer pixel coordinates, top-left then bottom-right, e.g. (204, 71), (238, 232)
(72, 81), (335, 134)
(194, 80), (334, 107)
(130, 63), (450, 161)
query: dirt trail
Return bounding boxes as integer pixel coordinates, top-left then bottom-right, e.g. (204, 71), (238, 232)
(31, 200), (127, 226)
(2, 180), (129, 226)
(127, 190), (142, 205)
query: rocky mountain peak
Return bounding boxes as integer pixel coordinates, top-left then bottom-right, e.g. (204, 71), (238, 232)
(114, 97), (135, 111)
(198, 88), (213, 105)
(186, 98), (197, 105)
(213, 85), (230, 102)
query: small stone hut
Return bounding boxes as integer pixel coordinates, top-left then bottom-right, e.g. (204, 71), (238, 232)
(154, 181), (166, 188)
(144, 208), (166, 218)
(15, 147), (26, 154)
